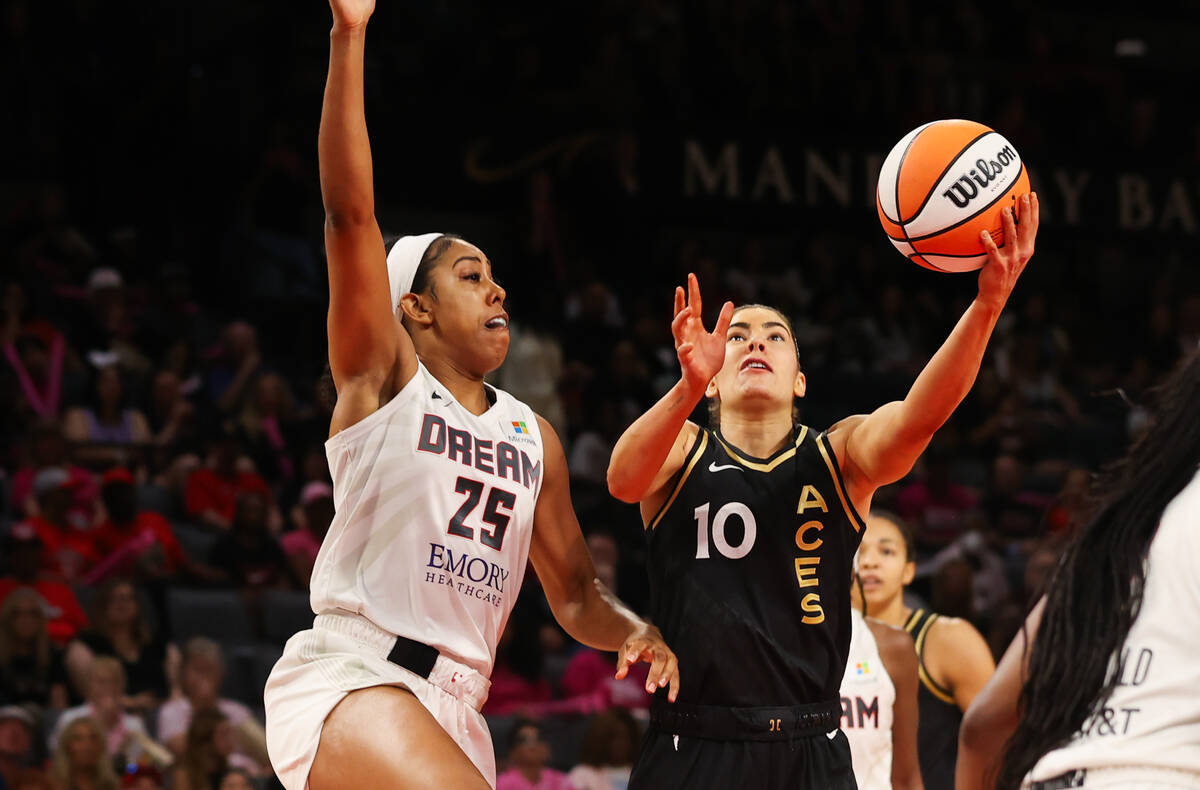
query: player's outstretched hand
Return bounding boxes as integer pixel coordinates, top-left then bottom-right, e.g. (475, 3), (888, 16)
(329, 0), (375, 30)
(616, 623), (680, 703)
(978, 192), (1038, 309)
(672, 272), (734, 392)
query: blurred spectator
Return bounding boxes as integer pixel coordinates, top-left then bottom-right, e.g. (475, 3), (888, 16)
(980, 454), (1050, 541)
(86, 470), (191, 586)
(10, 421), (97, 524)
(50, 658), (170, 770)
(207, 493), (298, 591)
(0, 587), (70, 711)
(20, 468), (100, 582)
(895, 446), (979, 554)
(119, 765), (164, 790)
(50, 717), (118, 790)
(184, 422), (271, 531)
(497, 718), (573, 790)
(156, 639), (266, 772)
(567, 710), (639, 790)
(62, 364), (151, 468)
(65, 579), (173, 710)
(8, 768), (53, 790)
(484, 596), (552, 716)
(144, 370), (196, 450)
(0, 527), (89, 645)
(238, 373), (300, 485)
(205, 323), (261, 416)
(0, 706), (37, 790)
(216, 768), (255, 790)
(1, 328), (68, 430)
(171, 707), (257, 790)
(282, 482), (333, 587)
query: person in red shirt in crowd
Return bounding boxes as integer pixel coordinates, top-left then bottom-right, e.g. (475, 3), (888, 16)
(86, 468), (188, 585)
(10, 420), (98, 527)
(184, 421), (272, 531)
(281, 481), (333, 586)
(0, 527), (89, 644)
(22, 468), (101, 581)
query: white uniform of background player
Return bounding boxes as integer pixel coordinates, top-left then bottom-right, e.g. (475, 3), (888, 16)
(1024, 469), (1200, 790)
(264, 234), (545, 790)
(841, 606), (896, 790)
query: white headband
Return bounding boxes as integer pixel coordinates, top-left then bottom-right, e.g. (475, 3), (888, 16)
(386, 233), (444, 313)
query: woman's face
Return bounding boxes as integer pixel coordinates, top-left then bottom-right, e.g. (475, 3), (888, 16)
(88, 669), (124, 705)
(8, 600), (43, 642)
(405, 240), (509, 376)
(106, 584), (138, 627)
(857, 516), (915, 612)
(65, 724), (103, 768)
(706, 307), (804, 418)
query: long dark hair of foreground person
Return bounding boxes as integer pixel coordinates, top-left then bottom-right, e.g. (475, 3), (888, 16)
(997, 347), (1200, 790)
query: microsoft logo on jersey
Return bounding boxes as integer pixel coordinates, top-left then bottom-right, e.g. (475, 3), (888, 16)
(511, 421), (529, 434)
(855, 661), (870, 676)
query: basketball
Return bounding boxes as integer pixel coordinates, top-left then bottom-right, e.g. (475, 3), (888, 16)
(876, 119), (1030, 272)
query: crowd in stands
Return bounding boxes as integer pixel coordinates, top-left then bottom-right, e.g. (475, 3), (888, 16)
(3, 0), (1199, 788)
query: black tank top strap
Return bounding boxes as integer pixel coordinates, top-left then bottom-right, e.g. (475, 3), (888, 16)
(904, 608), (955, 703)
(646, 427), (711, 530)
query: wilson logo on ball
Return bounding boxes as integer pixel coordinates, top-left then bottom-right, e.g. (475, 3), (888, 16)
(942, 146), (1019, 208)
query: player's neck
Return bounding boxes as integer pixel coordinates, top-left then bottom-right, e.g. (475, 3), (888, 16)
(420, 354), (491, 415)
(716, 409), (794, 459)
(871, 594), (910, 628)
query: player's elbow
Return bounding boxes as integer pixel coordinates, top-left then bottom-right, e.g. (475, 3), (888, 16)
(959, 700), (998, 751)
(606, 463), (645, 504)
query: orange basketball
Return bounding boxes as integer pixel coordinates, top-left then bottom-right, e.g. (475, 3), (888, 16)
(876, 119), (1030, 272)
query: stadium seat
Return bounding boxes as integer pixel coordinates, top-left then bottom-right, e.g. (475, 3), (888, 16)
(166, 587), (255, 643)
(261, 589), (314, 645)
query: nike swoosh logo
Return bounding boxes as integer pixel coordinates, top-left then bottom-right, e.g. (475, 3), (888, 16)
(708, 462), (742, 473)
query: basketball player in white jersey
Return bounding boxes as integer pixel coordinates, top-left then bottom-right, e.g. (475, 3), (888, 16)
(262, 1), (679, 788)
(956, 348), (1200, 790)
(841, 573), (924, 790)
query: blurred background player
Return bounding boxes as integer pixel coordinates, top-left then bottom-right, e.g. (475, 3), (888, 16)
(858, 511), (995, 790)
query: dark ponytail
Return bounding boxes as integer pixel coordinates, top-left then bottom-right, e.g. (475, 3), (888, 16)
(997, 347), (1200, 789)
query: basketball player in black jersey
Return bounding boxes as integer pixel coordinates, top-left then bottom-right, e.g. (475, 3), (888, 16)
(858, 512), (994, 790)
(606, 193), (1038, 789)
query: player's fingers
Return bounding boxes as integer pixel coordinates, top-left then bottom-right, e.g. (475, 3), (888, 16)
(688, 272), (702, 317)
(615, 640), (643, 678)
(645, 649), (668, 694)
(714, 300), (734, 337)
(1031, 192), (1040, 230)
(980, 228), (1000, 259)
(1001, 207), (1018, 261)
(671, 307), (689, 340)
(674, 286), (685, 319)
(664, 655), (680, 702)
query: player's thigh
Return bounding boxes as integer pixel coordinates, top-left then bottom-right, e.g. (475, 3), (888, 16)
(309, 685), (491, 790)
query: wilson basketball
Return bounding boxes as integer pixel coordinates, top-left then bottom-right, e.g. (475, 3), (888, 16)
(876, 119), (1030, 272)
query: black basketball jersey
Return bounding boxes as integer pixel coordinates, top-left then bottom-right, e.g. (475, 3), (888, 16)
(645, 425), (866, 708)
(904, 608), (962, 790)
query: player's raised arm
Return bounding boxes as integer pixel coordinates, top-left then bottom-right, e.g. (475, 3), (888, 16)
(320, 0), (414, 415)
(835, 193), (1039, 496)
(607, 274), (733, 507)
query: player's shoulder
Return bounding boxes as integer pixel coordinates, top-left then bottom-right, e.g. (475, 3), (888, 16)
(822, 414), (869, 453)
(925, 613), (989, 656)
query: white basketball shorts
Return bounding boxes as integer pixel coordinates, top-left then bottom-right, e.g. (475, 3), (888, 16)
(264, 611), (495, 789)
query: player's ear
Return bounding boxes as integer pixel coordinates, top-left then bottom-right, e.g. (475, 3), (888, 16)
(705, 378), (719, 399)
(793, 371), (806, 399)
(902, 561), (916, 586)
(399, 293), (434, 328)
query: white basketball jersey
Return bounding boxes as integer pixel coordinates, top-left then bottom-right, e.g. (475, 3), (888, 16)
(1030, 468), (1200, 781)
(841, 608), (895, 790)
(310, 363), (545, 677)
